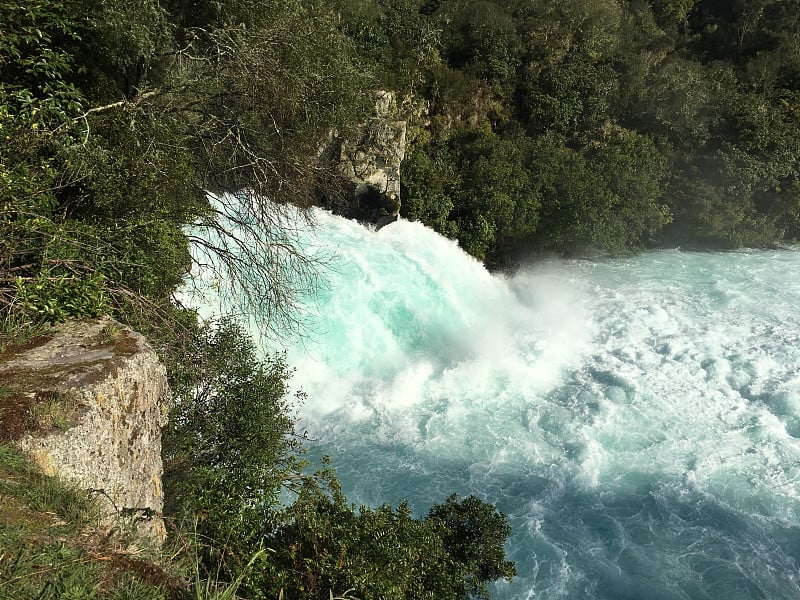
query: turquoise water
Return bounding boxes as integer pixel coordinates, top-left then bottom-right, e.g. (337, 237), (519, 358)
(190, 208), (800, 599)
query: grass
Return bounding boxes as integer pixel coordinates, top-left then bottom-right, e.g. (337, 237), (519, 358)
(0, 444), (105, 599)
(0, 313), (49, 358)
(0, 539), (102, 600)
(0, 444), (264, 599)
(0, 444), (169, 599)
(25, 391), (80, 433)
(100, 322), (125, 344)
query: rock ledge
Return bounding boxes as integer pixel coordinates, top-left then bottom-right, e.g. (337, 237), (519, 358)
(0, 317), (170, 542)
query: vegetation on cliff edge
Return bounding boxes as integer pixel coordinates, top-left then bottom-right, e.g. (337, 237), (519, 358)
(334, 0), (800, 265)
(4, 0), (800, 597)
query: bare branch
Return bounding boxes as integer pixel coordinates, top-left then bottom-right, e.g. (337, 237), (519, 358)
(78, 90), (159, 119)
(180, 193), (331, 341)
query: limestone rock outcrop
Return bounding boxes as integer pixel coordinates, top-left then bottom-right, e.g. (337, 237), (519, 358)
(321, 90), (408, 228)
(0, 317), (170, 542)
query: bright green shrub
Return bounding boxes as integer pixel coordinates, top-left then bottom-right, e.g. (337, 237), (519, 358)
(161, 320), (515, 600)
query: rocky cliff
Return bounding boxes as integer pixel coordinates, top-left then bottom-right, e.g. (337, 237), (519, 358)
(0, 317), (170, 542)
(319, 90), (408, 228)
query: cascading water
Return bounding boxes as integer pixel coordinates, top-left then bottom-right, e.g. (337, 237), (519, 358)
(188, 207), (800, 599)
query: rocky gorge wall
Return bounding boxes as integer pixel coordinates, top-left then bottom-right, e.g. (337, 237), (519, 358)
(0, 317), (170, 541)
(319, 90), (409, 228)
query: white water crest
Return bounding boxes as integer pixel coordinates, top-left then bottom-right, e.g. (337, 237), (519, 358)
(188, 207), (800, 599)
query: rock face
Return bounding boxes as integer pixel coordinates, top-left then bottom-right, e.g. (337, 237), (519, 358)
(322, 90), (408, 228)
(0, 317), (170, 542)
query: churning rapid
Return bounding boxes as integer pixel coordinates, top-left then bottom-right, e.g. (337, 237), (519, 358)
(190, 208), (800, 599)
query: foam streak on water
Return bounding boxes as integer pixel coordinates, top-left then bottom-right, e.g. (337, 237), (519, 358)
(190, 208), (800, 599)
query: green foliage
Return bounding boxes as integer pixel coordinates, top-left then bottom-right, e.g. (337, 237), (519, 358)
(13, 271), (107, 323)
(106, 574), (167, 600)
(88, 0), (172, 97)
(0, 1), (106, 322)
(0, 541), (102, 600)
(428, 494), (516, 600)
(0, 204), (113, 323)
(23, 476), (96, 527)
(0, 443), (29, 474)
(5, 0), (798, 324)
(404, 121), (669, 260)
(0, 0), (86, 130)
(0, 444), (174, 600)
(582, 126), (671, 250)
(162, 318), (304, 592)
(6, 0), (800, 595)
(0, 446), (96, 532)
(403, 125), (541, 265)
(160, 321), (515, 600)
(440, 1), (522, 92)
(395, 0), (800, 259)
(401, 140), (458, 239)
(521, 54), (617, 138)
(454, 128), (540, 262)
(259, 473), (515, 599)
(262, 475), (449, 599)
(163, 318), (301, 501)
(650, 0), (698, 32)
(1, 0), (372, 330)
(185, 0), (371, 202)
(402, 130), (499, 263)
(329, 0), (441, 95)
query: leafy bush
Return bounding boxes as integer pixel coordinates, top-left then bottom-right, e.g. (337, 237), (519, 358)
(428, 494), (516, 600)
(161, 320), (515, 599)
(163, 318), (303, 563)
(1, 0), (373, 331)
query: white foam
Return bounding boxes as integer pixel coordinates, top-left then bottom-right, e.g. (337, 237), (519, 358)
(184, 207), (800, 599)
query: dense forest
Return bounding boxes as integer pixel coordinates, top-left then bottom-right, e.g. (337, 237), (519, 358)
(356, 0), (800, 265)
(1, 0), (799, 598)
(3, 0), (800, 316)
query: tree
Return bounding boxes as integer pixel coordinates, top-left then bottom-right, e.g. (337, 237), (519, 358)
(584, 124), (671, 250)
(0, 0), (104, 323)
(162, 318), (306, 590)
(262, 480), (515, 599)
(439, 1), (522, 93)
(427, 494), (516, 600)
(1, 0), (372, 335)
(162, 319), (516, 600)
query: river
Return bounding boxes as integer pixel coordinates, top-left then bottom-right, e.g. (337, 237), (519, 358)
(191, 207), (800, 599)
